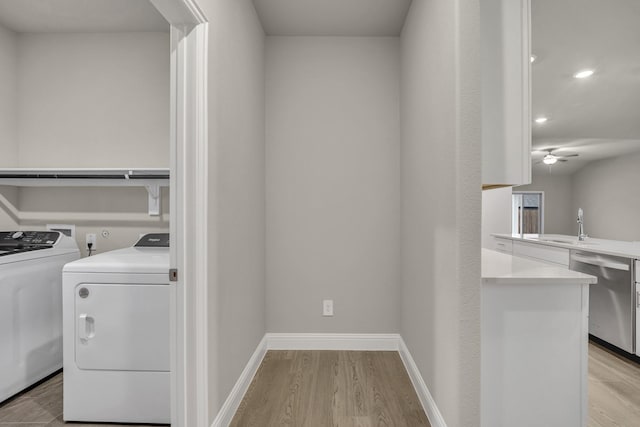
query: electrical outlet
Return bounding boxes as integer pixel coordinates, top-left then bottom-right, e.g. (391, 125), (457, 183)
(323, 299), (334, 316)
(86, 233), (97, 251)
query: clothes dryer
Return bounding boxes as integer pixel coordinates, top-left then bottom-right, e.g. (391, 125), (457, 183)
(62, 233), (170, 423)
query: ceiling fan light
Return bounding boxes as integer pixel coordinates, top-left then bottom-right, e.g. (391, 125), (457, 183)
(543, 154), (558, 165)
(574, 69), (594, 79)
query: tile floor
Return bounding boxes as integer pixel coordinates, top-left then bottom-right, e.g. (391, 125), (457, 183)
(0, 372), (163, 426)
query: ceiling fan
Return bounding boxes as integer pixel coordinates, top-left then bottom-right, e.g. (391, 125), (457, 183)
(533, 149), (579, 165)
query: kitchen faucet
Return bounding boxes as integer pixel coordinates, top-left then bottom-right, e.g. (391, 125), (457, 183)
(577, 208), (587, 241)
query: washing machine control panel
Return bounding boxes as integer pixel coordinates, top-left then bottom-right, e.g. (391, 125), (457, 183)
(0, 231), (60, 247)
(135, 233), (170, 248)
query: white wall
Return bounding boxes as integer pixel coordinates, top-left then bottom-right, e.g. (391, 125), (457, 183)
(571, 152), (640, 241)
(265, 36), (401, 333)
(481, 186), (511, 248)
(0, 22), (18, 167)
(400, 1), (481, 426)
(0, 186), (168, 255)
(485, 157), (640, 241)
(199, 0), (266, 421)
(0, 186), (19, 229)
(17, 32), (169, 167)
(517, 172), (574, 235)
(196, 1), (482, 424)
(16, 187), (169, 256)
(516, 154), (640, 241)
(0, 31), (170, 253)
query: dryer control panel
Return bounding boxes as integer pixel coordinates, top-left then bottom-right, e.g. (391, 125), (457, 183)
(135, 233), (169, 248)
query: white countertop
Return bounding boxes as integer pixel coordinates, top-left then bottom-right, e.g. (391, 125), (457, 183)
(482, 249), (597, 284)
(493, 233), (640, 259)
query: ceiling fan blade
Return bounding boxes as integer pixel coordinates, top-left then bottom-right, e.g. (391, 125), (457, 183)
(557, 159), (569, 162)
(557, 153), (579, 158)
(532, 147), (560, 153)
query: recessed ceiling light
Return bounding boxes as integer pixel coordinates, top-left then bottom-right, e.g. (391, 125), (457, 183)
(535, 117), (548, 124)
(574, 69), (594, 79)
(530, 54), (537, 63)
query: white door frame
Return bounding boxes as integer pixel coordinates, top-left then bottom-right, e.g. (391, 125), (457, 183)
(149, 1), (209, 426)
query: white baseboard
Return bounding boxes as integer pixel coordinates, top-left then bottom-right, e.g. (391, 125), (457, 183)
(398, 337), (448, 427)
(266, 333), (401, 351)
(210, 335), (268, 427)
(211, 333), (446, 427)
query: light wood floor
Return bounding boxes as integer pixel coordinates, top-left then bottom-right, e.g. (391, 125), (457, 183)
(589, 341), (640, 427)
(2, 343), (639, 426)
(230, 350), (431, 427)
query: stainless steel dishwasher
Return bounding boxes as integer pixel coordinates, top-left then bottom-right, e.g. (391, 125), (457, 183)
(570, 250), (635, 353)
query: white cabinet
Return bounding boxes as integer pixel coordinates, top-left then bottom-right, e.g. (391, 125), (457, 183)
(482, 250), (592, 427)
(481, 0), (531, 189)
(493, 236), (513, 254)
(483, 280), (589, 427)
(513, 241), (570, 267)
(636, 281), (640, 357)
(636, 260), (640, 357)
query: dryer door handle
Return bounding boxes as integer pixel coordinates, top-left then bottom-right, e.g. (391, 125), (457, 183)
(78, 314), (95, 343)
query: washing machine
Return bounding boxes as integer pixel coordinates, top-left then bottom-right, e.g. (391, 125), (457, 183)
(62, 233), (170, 424)
(0, 231), (80, 403)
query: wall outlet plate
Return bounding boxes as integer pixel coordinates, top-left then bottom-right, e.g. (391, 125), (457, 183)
(86, 233), (97, 251)
(323, 299), (334, 316)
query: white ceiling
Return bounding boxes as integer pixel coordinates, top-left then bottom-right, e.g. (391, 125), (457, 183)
(0, 0), (168, 33)
(253, 0), (413, 36)
(531, 0), (640, 175)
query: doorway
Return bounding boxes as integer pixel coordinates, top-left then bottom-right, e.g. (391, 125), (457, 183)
(512, 191), (544, 235)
